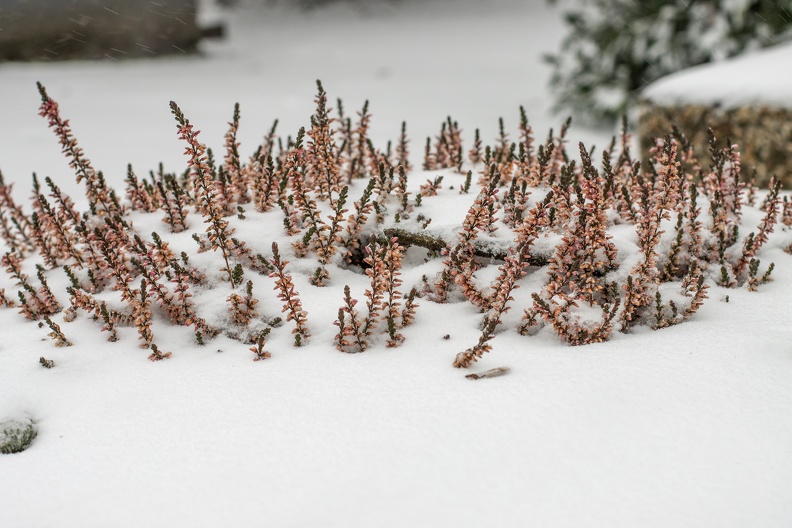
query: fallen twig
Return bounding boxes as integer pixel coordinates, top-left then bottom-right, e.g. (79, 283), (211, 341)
(465, 366), (510, 380)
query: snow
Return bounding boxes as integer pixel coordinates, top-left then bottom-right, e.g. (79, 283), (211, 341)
(1, 2), (792, 527)
(643, 41), (792, 109)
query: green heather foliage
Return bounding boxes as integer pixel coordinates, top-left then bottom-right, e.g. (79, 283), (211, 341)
(546, 0), (792, 123)
(0, 82), (788, 367)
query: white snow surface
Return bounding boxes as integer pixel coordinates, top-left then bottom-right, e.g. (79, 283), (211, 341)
(1, 2), (792, 527)
(643, 40), (792, 109)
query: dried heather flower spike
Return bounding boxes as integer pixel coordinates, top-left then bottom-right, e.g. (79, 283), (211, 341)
(435, 165), (499, 304)
(170, 100), (237, 286)
(544, 144), (617, 307)
(65, 286), (93, 320)
(43, 315), (71, 347)
(617, 140), (682, 331)
(418, 175), (443, 199)
(335, 99), (352, 161)
(305, 80), (342, 199)
(250, 154), (279, 213)
(0, 209), (28, 255)
(98, 301), (119, 342)
(531, 160), (624, 343)
(455, 196), (552, 368)
(38, 183), (84, 268)
(370, 162), (395, 226)
(35, 264), (61, 315)
(453, 321), (495, 369)
(734, 178), (780, 282)
(432, 117), (463, 170)
(400, 287), (419, 328)
(348, 100), (371, 180)
(165, 258), (212, 337)
(227, 237), (271, 275)
(132, 279), (154, 349)
(125, 164), (157, 212)
(29, 209), (59, 269)
(365, 138), (388, 177)
(394, 165), (413, 220)
(334, 285), (368, 353)
(37, 83), (119, 217)
(223, 102), (250, 204)
(682, 272), (709, 316)
(250, 328), (271, 361)
(341, 177), (376, 260)
(468, 128), (483, 165)
(16, 290), (37, 320)
(227, 280), (259, 327)
(420, 136), (435, 172)
(382, 237), (406, 347)
(395, 121), (411, 173)
(0, 288), (15, 308)
(661, 211), (685, 281)
(703, 131), (743, 219)
(148, 343), (172, 361)
(257, 119), (280, 167)
(518, 106), (535, 165)
(322, 185), (349, 257)
(361, 238), (387, 339)
(157, 178), (190, 233)
(0, 170), (32, 247)
(269, 242), (309, 346)
(288, 139), (345, 283)
(3, 250), (52, 319)
(91, 220), (134, 302)
(134, 274), (186, 325)
(781, 196), (792, 228)
(747, 260), (774, 292)
(334, 308), (348, 351)
(532, 292), (620, 346)
(278, 195), (302, 237)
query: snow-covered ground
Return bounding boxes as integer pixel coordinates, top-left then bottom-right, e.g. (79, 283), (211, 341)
(1, 2), (792, 527)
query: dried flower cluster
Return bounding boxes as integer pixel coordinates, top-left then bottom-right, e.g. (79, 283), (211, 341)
(334, 236), (415, 352)
(0, 83), (787, 369)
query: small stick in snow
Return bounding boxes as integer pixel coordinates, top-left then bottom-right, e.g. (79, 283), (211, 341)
(465, 367), (510, 380)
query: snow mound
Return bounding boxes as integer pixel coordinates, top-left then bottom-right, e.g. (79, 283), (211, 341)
(643, 41), (792, 109)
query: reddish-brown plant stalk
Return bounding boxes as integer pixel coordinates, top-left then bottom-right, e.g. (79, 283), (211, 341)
(37, 83), (121, 217)
(435, 164), (500, 304)
(170, 101), (237, 287)
(335, 285), (368, 353)
(270, 242), (309, 346)
(228, 280), (259, 327)
(43, 315), (72, 347)
(306, 80), (342, 199)
(455, 195), (552, 367)
(250, 328), (271, 361)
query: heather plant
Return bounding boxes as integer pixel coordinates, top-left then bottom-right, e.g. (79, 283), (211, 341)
(42, 315), (71, 347)
(0, 81), (788, 369)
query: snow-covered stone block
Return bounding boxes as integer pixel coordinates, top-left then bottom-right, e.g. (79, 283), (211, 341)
(637, 42), (792, 188)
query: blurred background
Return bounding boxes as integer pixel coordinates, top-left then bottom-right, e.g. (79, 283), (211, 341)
(0, 0), (789, 200)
